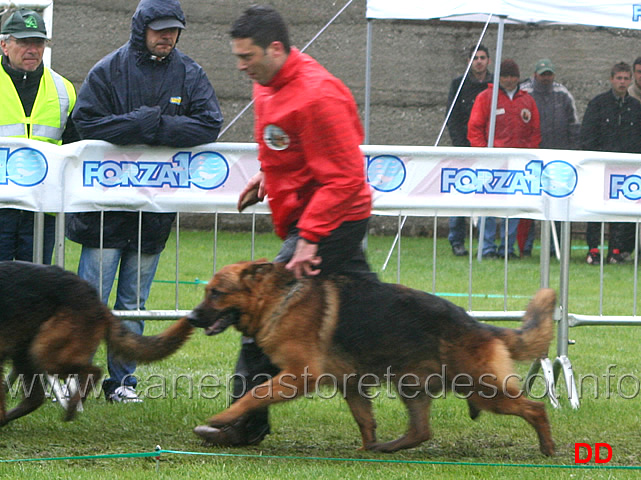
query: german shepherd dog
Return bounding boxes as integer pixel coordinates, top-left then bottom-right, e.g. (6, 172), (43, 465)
(0, 261), (193, 426)
(188, 260), (557, 455)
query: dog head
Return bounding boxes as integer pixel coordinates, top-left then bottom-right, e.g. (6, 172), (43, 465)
(188, 260), (288, 337)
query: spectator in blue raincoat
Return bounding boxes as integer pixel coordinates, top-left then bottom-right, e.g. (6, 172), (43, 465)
(67, 0), (223, 404)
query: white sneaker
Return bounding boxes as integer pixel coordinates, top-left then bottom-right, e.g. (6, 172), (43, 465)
(51, 383), (70, 403)
(107, 386), (143, 403)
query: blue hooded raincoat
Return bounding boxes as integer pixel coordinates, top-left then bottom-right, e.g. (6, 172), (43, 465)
(67, 0), (223, 253)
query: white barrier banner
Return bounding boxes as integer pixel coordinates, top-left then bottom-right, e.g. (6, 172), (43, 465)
(2, 138), (641, 222)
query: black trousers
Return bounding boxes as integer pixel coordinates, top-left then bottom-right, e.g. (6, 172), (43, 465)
(231, 218), (373, 437)
(586, 222), (636, 255)
(0, 209), (55, 263)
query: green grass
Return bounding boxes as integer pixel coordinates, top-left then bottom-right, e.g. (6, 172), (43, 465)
(2, 229), (641, 479)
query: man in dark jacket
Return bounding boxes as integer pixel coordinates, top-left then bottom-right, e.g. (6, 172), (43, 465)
(445, 44), (492, 257)
(519, 58), (580, 256)
(581, 61), (641, 265)
(67, 0), (223, 403)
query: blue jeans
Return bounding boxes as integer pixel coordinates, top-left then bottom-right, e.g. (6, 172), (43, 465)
(480, 217), (519, 256)
(448, 216), (467, 247)
(77, 246), (160, 394)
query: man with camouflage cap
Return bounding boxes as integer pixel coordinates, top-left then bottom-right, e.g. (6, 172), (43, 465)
(0, 9), (77, 263)
(518, 58), (579, 256)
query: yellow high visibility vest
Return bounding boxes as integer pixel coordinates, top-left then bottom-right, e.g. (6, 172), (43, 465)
(0, 57), (76, 145)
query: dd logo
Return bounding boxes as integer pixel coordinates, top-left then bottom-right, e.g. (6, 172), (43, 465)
(574, 442), (612, 464)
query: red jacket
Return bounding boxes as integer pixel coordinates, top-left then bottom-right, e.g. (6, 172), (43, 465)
(253, 48), (371, 242)
(467, 84), (541, 148)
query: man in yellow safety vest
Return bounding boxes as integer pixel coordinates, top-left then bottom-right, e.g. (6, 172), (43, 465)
(0, 9), (77, 263)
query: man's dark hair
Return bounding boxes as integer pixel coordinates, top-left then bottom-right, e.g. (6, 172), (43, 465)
(611, 61), (632, 78)
(469, 44), (489, 59)
(230, 5), (291, 53)
(633, 56), (641, 70)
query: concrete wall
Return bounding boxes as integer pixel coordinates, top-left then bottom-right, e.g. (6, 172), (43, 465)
(44, 0), (641, 147)
(7, 1), (639, 236)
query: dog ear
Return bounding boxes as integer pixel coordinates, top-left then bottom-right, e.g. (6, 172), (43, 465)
(240, 261), (274, 288)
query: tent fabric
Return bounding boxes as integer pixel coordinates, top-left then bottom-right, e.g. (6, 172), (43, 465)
(366, 0), (641, 30)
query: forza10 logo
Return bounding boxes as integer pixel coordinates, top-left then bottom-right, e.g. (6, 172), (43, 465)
(83, 151), (229, 190)
(441, 160), (578, 198)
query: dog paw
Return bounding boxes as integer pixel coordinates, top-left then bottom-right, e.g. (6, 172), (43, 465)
(540, 441), (556, 457)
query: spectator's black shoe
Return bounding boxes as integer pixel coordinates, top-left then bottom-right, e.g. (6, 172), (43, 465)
(452, 244), (468, 256)
(498, 251), (519, 260)
(194, 421), (269, 447)
(586, 249), (600, 265)
(607, 249), (625, 264)
(482, 251), (499, 259)
(521, 250), (532, 257)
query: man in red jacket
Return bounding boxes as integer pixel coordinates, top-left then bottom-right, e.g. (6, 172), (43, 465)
(468, 59), (540, 258)
(193, 5), (373, 447)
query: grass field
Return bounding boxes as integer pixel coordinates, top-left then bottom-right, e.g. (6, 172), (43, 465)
(1, 228), (641, 479)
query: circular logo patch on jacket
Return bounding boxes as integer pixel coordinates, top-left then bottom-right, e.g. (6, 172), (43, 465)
(520, 108), (532, 123)
(263, 125), (290, 151)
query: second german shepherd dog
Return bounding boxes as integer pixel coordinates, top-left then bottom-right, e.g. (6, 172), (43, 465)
(0, 261), (193, 426)
(188, 260), (557, 455)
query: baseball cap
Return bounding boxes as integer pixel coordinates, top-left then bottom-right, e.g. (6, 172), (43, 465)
(535, 58), (555, 75)
(148, 17), (185, 31)
(1, 9), (47, 39)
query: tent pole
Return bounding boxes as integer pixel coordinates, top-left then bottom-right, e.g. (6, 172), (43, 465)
(477, 15), (506, 262)
(365, 19), (373, 144)
(487, 15), (505, 148)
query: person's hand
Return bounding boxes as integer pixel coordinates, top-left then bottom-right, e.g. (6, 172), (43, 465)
(238, 171), (266, 212)
(286, 238), (322, 279)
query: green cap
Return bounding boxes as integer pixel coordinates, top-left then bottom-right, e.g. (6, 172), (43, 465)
(535, 58), (555, 75)
(1, 9), (47, 39)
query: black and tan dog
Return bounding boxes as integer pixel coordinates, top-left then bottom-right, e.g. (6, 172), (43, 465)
(0, 261), (193, 426)
(188, 260), (557, 455)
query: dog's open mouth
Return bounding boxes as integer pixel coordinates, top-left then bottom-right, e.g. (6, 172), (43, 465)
(204, 309), (240, 336)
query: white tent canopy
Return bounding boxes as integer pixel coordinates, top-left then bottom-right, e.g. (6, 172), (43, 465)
(363, 0), (641, 143)
(366, 0), (641, 30)
(364, 1), (641, 392)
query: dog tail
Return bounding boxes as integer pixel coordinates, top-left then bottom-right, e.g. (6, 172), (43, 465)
(501, 288), (556, 361)
(106, 313), (193, 363)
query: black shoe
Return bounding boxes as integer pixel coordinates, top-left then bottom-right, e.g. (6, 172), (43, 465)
(194, 420), (269, 447)
(586, 249), (600, 265)
(498, 251), (519, 260)
(607, 249), (625, 264)
(521, 250), (532, 257)
(482, 251), (499, 259)
(452, 244), (468, 256)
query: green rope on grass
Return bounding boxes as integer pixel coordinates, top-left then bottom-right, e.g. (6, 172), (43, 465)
(152, 278), (208, 285)
(157, 449), (641, 470)
(150, 277), (530, 299)
(3, 448), (640, 471)
(0, 451), (158, 463)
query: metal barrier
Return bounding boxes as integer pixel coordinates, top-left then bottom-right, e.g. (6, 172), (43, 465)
(43, 208), (640, 411)
(79, 212), (568, 408)
(6, 139), (641, 411)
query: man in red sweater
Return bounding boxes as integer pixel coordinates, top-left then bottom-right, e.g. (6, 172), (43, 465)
(194, 5), (373, 446)
(468, 59), (540, 258)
